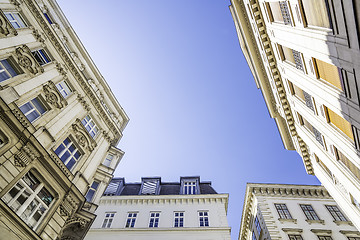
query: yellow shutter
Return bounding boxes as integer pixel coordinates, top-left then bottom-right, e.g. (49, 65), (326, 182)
(337, 149), (360, 180)
(301, 0), (330, 28)
(293, 84), (305, 101)
(314, 59), (342, 90)
(326, 107), (354, 141)
(281, 45), (295, 63)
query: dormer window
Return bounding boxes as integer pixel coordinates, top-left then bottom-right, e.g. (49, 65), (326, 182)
(140, 178), (160, 195)
(103, 179), (123, 196)
(181, 177), (199, 195)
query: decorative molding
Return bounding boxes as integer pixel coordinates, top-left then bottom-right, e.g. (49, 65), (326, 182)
(0, 9), (18, 37)
(11, 107), (29, 128)
(23, 0), (122, 143)
(72, 118), (97, 151)
(15, 45), (43, 75)
(282, 228), (303, 233)
(55, 62), (67, 76)
(64, 216), (89, 229)
(14, 142), (40, 167)
(43, 80), (67, 109)
(306, 219), (325, 225)
(49, 152), (72, 178)
(252, 185), (330, 197)
(32, 28), (45, 43)
(59, 192), (78, 218)
(311, 229), (331, 234)
(76, 94), (90, 112)
(102, 130), (111, 143)
(9, 0), (21, 6)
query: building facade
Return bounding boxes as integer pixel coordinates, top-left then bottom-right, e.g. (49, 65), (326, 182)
(240, 183), (359, 240)
(84, 176), (231, 240)
(230, 0), (360, 230)
(0, 0), (129, 239)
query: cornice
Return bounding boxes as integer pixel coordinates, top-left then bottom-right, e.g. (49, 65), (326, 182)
(89, 227), (231, 232)
(231, 0), (313, 174)
(22, 0), (124, 144)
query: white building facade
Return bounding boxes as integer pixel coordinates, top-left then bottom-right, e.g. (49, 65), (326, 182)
(230, 0), (360, 230)
(0, 0), (129, 239)
(85, 176), (231, 240)
(240, 183), (359, 240)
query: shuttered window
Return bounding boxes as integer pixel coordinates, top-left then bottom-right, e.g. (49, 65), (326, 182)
(325, 107), (354, 141)
(335, 147), (360, 181)
(314, 59), (342, 90)
(281, 45), (295, 64)
(268, 2), (283, 23)
(301, 0), (331, 28)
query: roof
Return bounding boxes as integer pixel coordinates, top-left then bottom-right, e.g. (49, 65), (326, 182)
(103, 176), (218, 196)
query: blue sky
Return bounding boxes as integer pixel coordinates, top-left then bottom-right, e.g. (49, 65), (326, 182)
(57, 1), (319, 238)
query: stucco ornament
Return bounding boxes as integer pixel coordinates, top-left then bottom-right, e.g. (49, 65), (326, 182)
(72, 118), (97, 151)
(43, 81), (67, 109)
(15, 45), (43, 75)
(14, 142), (40, 167)
(0, 10), (17, 37)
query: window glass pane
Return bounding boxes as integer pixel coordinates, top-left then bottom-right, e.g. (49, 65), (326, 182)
(31, 98), (46, 114)
(314, 59), (342, 90)
(301, 0), (330, 28)
(66, 158), (76, 170)
(22, 172), (40, 191)
(38, 187), (53, 206)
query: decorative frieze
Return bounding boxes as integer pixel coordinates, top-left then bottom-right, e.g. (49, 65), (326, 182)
(72, 118), (97, 151)
(32, 28), (45, 43)
(43, 80), (67, 109)
(49, 152), (71, 178)
(0, 10), (18, 37)
(76, 94), (90, 112)
(15, 45), (43, 75)
(14, 142), (40, 167)
(11, 107), (29, 128)
(60, 192), (78, 218)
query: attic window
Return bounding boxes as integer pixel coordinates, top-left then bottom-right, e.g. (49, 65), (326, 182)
(103, 179), (122, 196)
(140, 179), (159, 195)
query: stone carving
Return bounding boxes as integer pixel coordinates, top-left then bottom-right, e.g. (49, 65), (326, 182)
(76, 94), (90, 112)
(49, 152), (71, 178)
(102, 130), (111, 143)
(43, 81), (67, 109)
(9, 0), (21, 7)
(15, 45), (43, 75)
(70, 52), (85, 71)
(55, 62), (67, 76)
(11, 107), (29, 128)
(32, 28), (45, 43)
(60, 192), (78, 217)
(72, 118), (96, 151)
(14, 142), (40, 167)
(0, 10), (17, 37)
(65, 216), (89, 229)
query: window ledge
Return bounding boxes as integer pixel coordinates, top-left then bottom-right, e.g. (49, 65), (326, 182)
(305, 219), (325, 225)
(278, 218), (297, 224)
(334, 220), (353, 226)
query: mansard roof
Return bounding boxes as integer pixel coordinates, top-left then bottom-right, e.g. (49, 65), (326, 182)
(103, 176), (217, 196)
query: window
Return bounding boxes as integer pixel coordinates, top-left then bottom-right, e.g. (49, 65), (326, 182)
(56, 80), (72, 99)
(318, 237), (332, 240)
(298, 113), (324, 146)
(19, 97), (47, 123)
(183, 181), (197, 194)
(140, 179), (159, 195)
(43, 12), (53, 24)
(267, 1), (291, 25)
(324, 106), (354, 141)
(300, 0), (331, 28)
(199, 211), (209, 227)
(85, 181), (99, 202)
(54, 137), (82, 170)
(4, 12), (26, 29)
(32, 49), (51, 66)
(1, 172), (54, 230)
(288, 81), (314, 112)
(125, 212), (137, 228)
(313, 58), (342, 90)
(0, 58), (22, 82)
(174, 212), (184, 227)
(254, 216), (261, 234)
(103, 179), (122, 196)
(149, 212), (160, 228)
(103, 154), (114, 167)
(81, 115), (98, 138)
(252, 231), (257, 240)
(300, 204), (320, 220)
(289, 235), (303, 240)
(334, 147), (360, 180)
(102, 212), (115, 228)
(279, 45), (303, 70)
(315, 154), (332, 178)
(274, 203), (292, 219)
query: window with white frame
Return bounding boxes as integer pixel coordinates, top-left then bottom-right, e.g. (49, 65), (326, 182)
(288, 235), (303, 240)
(274, 203), (292, 219)
(174, 212), (184, 227)
(85, 181), (99, 202)
(300, 204), (320, 220)
(198, 211), (209, 227)
(101, 212), (115, 228)
(4, 12), (27, 29)
(103, 154), (114, 167)
(125, 212), (137, 228)
(149, 212), (160, 228)
(19, 97), (47, 123)
(1, 171), (54, 230)
(0, 58), (22, 82)
(55, 80), (72, 99)
(325, 205), (347, 221)
(183, 181), (197, 194)
(32, 49), (51, 65)
(81, 115), (99, 138)
(318, 236), (332, 240)
(54, 137), (81, 171)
